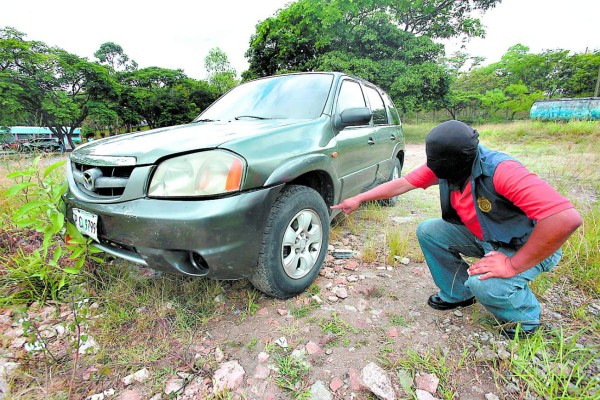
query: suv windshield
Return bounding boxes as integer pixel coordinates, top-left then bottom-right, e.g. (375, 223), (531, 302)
(196, 73), (334, 121)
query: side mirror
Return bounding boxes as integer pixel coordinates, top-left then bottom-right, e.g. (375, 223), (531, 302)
(334, 107), (372, 130)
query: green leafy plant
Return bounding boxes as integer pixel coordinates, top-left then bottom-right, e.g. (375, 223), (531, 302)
(275, 352), (311, 399)
(1, 157), (102, 304)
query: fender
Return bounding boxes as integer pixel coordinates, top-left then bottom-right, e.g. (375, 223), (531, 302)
(264, 153), (339, 187)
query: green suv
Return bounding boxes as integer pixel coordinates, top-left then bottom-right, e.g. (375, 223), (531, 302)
(64, 72), (405, 298)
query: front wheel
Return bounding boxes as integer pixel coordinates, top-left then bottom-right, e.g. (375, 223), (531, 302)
(250, 185), (329, 299)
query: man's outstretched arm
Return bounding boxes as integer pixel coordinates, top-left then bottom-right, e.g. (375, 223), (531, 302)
(331, 177), (418, 215)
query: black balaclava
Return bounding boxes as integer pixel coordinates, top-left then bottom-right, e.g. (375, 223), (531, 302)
(425, 120), (479, 184)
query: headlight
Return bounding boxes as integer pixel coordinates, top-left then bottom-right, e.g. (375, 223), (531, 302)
(148, 151), (245, 197)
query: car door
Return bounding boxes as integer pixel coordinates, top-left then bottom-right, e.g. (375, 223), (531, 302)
(363, 85), (401, 185)
(333, 78), (379, 200)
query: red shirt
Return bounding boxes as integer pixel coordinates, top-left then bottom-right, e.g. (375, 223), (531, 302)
(405, 161), (574, 240)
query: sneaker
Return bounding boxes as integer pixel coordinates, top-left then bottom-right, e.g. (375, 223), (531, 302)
(499, 325), (539, 340)
(427, 294), (476, 310)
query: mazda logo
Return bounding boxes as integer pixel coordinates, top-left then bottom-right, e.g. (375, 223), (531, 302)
(82, 168), (102, 191)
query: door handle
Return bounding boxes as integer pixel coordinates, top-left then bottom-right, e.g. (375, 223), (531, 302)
(368, 137), (375, 145)
(390, 134), (397, 141)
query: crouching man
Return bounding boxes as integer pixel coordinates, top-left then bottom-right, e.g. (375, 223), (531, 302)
(332, 120), (582, 339)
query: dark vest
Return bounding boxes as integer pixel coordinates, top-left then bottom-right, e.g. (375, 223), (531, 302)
(439, 145), (535, 249)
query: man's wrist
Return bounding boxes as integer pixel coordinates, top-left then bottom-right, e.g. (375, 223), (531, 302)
(506, 256), (519, 275)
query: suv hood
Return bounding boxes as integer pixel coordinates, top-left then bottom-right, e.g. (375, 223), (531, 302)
(73, 120), (305, 165)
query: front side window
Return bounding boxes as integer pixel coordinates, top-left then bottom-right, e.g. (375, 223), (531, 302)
(336, 80), (366, 112)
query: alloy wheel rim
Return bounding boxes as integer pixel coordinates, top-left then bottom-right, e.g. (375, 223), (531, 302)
(281, 209), (323, 279)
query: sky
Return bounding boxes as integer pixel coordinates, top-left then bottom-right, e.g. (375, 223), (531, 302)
(1, 0), (598, 80)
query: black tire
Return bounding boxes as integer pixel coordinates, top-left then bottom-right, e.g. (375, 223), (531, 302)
(379, 157), (402, 207)
(250, 185), (329, 299)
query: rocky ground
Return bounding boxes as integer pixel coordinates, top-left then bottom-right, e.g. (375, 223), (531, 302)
(1, 145), (598, 399)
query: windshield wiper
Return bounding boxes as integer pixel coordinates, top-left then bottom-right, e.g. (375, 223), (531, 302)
(234, 115), (272, 120)
(192, 118), (219, 123)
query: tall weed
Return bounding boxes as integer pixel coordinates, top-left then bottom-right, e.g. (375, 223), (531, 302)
(0, 156), (101, 304)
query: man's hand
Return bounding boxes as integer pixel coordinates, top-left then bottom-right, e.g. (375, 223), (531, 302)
(468, 251), (518, 280)
(331, 197), (361, 216)
(331, 177), (418, 216)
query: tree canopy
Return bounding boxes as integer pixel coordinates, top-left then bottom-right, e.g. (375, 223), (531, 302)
(443, 45), (600, 121)
(243, 0), (501, 111)
(1, 27), (116, 147)
(204, 47), (238, 95)
(0, 27), (223, 140)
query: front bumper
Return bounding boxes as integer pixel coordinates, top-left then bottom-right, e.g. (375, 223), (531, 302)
(63, 185), (283, 279)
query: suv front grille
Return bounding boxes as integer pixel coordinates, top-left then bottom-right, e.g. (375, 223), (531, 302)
(72, 161), (135, 198)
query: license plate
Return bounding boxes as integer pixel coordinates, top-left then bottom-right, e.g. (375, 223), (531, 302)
(72, 208), (99, 242)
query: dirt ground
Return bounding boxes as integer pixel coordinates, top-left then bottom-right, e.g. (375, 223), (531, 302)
(1, 144), (597, 399)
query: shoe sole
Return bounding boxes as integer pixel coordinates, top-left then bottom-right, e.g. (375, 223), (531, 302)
(427, 296), (476, 310)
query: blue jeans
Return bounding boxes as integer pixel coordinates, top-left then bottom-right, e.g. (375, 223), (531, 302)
(416, 218), (562, 329)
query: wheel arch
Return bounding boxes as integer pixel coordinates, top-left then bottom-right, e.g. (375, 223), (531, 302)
(263, 153), (337, 209)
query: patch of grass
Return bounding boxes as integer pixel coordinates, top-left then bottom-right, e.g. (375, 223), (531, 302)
(361, 239), (379, 263)
(388, 312), (408, 327)
(386, 227), (410, 265)
(278, 320), (303, 340)
(502, 328), (600, 399)
(91, 264), (225, 370)
(289, 300), (319, 318)
(361, 202), (389, 224)
(381, 347), (471, 400)
(246, 337), (258, 351)
(274, 352), (311, 399)
(318, 312), (356, 346)
(560, 203), (600, 295)
(306, 283), (320, 296)
(402, 123), (436, 144)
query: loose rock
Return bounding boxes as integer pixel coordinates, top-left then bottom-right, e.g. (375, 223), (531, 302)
(330, 376), (343, 391)
(333, 287), (348, 299)
(164, 377), (184, 395)
(309, 380), (332, 400)
(361, 362), (396, 400)
(212, 361), (245, 393)
(348, 368), (363, 391)
(306, 341), (322, 355)
(122, 368), (151, 386)
(257, 352), (269, 363)
(415, 373), (439, 394)
(416, 389), (440, 400)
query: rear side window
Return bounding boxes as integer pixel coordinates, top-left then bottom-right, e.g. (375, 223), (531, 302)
(383, 93), (401, 126)
(337, 80), (366, 112)
(365, 86), (388, 125)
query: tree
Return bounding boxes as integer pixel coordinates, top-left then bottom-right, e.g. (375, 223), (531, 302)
(244, 0), (499, 111)
(502, 84), (543, 120)
(118, 67), (203, 129)
(245, 0), (501, 77)
(442, 90), (481, 120)
(385, 0), (501, 38)
(1, 27), (117, 148)
(204, 47), (237, 95)
(94, 42), (138, 72)
(561, 51), (600, 97)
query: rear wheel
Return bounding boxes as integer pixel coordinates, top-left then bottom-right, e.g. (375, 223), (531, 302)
(379, 157), (402, 206)
(250, 185), (329, 299)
